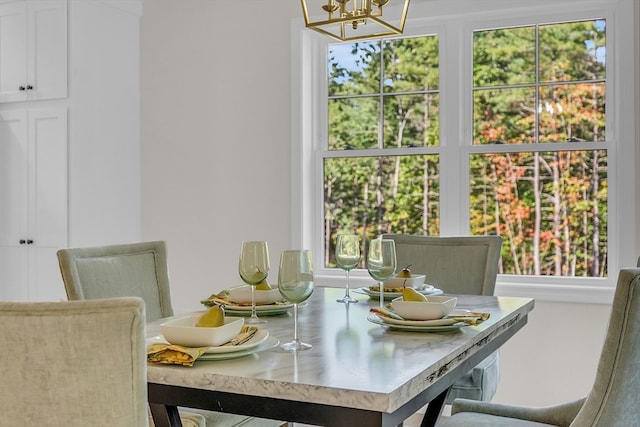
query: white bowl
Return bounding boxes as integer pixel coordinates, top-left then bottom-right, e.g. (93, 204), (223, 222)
(383, 274), (426, 289)
(227, 285), (283, 305)
(161, 315), (244, 347)
(390, 296), (457, 320)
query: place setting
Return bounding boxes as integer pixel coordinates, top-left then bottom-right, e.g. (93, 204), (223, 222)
(201, 284), (295, 317)
(367, 281), (490, 333)
(146, 307), (280, 366)
(355, 264), (444, 301)
(201, 241), (296, 319)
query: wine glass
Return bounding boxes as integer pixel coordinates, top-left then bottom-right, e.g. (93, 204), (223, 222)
(278, 250), (315, 351)
(238, 241), (270, 324)
(367, 238), (397, 308)
(335, 234), (360, 304)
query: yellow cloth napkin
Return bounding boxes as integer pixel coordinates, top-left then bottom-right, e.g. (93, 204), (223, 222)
(200, 291), (287, 307)
(448, 311), (490, 325)
(147, 326), (258, 366)
(147, 343), (208, 366)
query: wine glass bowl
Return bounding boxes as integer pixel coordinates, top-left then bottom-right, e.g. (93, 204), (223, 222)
(367, 239), (397, 308)
(278, 250), (314, 351)
(335, 234), (360, 303)
(238, 241), (270, 324)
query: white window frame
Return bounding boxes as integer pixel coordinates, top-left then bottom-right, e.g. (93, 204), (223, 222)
(291, 0), (639, 304)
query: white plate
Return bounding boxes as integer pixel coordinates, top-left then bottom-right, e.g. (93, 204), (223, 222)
(198, 336), (280, 361)
(355, 286), (443, 301)
(227, 285), (285, 305)
(373, 314), (459, 327)
(148, 329), (271, 354)
(367, 314), (467, 332)
(221, 302), (294, 311)
(221, 302), (294, 317)
(205, 329), (269, 354)
(223, 308), (290, 317)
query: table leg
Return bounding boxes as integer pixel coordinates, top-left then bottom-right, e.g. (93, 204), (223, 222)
(149, 403), (183, 427)
(420, 388), (448, 427)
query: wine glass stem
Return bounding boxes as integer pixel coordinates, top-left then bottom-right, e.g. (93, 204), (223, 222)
(344, 270), (351, 298)
(293, 303), (299, 343)
(251, 285), (258, 320)
(379, 281), (384, 308)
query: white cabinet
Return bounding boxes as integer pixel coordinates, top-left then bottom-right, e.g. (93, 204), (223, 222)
(0, 109), (67, 301)
(0, 0), (67, 103)
(0, 0), (141, 301)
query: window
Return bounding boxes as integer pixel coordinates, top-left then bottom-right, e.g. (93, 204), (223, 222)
(292, 0), (638, 303)
(471, 21), (607, 277)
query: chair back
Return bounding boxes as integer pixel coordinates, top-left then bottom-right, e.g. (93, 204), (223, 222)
(383, 234), (502, 295)
(0, 297), (147, 426)
(57, 241), (173, 322)
(571, 268), (640, 426)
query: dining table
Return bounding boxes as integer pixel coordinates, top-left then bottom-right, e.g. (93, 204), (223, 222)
(147, 286), (534, 427)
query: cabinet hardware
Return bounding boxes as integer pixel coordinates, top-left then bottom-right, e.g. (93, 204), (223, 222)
(26, 85), (33, 90)
(19, 86), (26, 91)
(19, 239), (26, 244)
(27, 239), (34, 244)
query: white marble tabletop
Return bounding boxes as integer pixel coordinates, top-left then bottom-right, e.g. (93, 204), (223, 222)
(147, 287), (534, 426)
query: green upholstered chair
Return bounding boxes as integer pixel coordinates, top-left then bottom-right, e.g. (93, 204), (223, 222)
(57, 241), (173, 323)
(439, 267), (640, 427)
(384, 234), (503, 406)
(57, 241), (285, 427)
(0, 297), (148, 426)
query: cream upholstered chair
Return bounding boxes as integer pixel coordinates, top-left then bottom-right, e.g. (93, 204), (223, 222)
(57, 241), (285, 427)
(383, 234), (503, 407)
(439, 267), (640, 427)
(0, 297), (148, 426)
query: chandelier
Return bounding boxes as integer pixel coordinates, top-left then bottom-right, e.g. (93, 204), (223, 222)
(301, 0), (410, 42)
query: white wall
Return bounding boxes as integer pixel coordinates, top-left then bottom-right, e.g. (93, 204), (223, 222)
(140, 0), (635, 409)
(141, 0), (299, 314)
(68, 0), (142, 247)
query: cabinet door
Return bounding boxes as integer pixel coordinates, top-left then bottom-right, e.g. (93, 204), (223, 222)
(0, 111), (29, 299)
(29, 108), (67, 301)
(0, 2), (28, 103)
(0, 109), (67, 301)
(28, 0), (67, 101)
(0, 0), (67, 103)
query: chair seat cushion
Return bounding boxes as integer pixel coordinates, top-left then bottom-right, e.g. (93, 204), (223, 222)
(148, 409), (206, 427)
(446, 350), (499, 403)
(185, 409), (287, 427)
(439, 412), (557, 427)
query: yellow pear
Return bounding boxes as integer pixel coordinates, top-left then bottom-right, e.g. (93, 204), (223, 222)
(256, 279), (272, 290)
(397, 265), (412, 278)
(402, 286), (428, 302)
(196, 305), (225, 327)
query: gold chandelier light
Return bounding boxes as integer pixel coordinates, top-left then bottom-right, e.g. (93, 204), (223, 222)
(301, 0), (410, 42)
